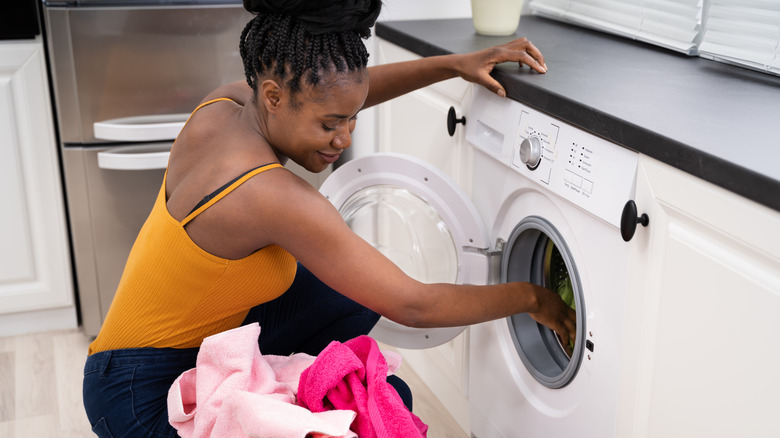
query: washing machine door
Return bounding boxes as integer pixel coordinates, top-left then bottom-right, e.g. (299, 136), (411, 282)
(501, 216), (587, 389)
(319, 153), (489, 349)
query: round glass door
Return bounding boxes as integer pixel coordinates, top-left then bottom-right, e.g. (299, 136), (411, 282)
(340, 185), (458, 284)
(502, 216), (586, 388)
(319, 153), (489, 349)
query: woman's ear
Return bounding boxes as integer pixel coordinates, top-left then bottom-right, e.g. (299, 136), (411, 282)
(260, 79), (282, 113)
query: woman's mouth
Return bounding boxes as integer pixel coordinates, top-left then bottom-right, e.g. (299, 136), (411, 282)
(317, 151), (341, 164)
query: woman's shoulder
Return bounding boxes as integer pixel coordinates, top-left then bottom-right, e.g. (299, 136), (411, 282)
(200, 81), (254, 106)
(180, 98), (242, 145)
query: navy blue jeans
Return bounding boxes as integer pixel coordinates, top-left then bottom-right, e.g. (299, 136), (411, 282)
(241, 262), (381, 356)
(83, 263), (411, 437)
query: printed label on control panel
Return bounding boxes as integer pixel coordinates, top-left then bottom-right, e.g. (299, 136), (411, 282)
(565, 140), (596, 197)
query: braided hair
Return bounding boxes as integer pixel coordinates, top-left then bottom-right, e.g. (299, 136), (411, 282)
(239, 0), (382, 97)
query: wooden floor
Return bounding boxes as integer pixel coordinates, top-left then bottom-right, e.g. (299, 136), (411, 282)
(0, 328), (468, 437)
(0, 328), (92, 437)
(390, 350), (471, 438)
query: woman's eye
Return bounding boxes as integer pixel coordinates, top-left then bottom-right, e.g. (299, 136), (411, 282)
(323, 116), (357, 131)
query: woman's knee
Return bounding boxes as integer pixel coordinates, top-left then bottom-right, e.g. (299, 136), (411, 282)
(386, 374), (414, 412)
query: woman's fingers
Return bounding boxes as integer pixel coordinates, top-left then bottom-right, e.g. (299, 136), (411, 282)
(475, 38), (547, 97)
(460, 38), (548, 97)
(528, 285), (576, 344)
(502, 38), (547, 73)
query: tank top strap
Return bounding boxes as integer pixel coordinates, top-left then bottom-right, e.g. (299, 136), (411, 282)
(185, 97), (236, 122)
(180, 163), (284, 226)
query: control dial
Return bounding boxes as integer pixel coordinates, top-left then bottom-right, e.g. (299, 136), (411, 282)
(519, 135), (542, 169)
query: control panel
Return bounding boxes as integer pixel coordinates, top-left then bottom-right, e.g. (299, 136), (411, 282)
(465, 86), (638, 228)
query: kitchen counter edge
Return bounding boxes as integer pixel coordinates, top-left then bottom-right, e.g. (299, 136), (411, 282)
(376, 17), (780, 213)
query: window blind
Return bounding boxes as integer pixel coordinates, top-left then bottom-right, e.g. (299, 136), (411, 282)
(529, 0), (703, 54)
(698, 0), (780, 75)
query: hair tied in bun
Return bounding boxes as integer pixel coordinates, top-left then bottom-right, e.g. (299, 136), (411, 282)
(243, 0), (382, 37)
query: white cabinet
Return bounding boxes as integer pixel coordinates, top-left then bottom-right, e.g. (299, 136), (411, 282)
(376, 40), (474, 192)
(0, 40), (76, 335)
(375, 39), (473, 435)
(618, 155), (780, 437)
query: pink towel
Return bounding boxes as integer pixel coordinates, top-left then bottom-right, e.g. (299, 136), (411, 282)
(297, 335), (428, 438)
(168, 323), (357, 438)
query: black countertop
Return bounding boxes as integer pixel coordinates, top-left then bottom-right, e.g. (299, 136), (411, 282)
(376, 16), (780, 212)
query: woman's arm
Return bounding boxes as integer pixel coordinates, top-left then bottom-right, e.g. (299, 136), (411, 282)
(244, 170), (576, 345)
(201, 38), (545, 109)
(363, 37), (547, 109)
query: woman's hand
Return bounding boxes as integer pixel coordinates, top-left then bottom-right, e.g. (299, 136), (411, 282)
(453, 38), (547, 98)
(525, 282), (577, 346)
(365, 37), (546, 108)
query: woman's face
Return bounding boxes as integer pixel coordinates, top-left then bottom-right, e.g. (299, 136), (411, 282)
(264, 69), (369, 173)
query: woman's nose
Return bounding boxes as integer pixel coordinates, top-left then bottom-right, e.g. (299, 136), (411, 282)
(332, 124), (353, 150)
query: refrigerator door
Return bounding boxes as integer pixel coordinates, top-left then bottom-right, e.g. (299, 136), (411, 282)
(93, 113), (188, 143)
(62, 143), (170, 336)
(44, 3), (252, 143)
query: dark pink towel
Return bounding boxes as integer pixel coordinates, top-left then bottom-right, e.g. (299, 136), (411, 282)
(297, 336), (428, 438)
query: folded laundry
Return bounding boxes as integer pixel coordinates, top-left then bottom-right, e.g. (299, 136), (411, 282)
(297, 335), (428, 438)
(168, 323), (357, 438)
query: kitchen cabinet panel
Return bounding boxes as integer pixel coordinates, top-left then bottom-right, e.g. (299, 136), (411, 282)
(618, 155), (780, 437)
(376, 40), (473, 191)
(0, 40), (76, 335)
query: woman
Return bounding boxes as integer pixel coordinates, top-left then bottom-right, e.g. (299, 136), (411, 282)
(83, 0), (573, 436)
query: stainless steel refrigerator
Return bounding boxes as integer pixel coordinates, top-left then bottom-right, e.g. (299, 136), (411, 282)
(42, 0), (253, 336)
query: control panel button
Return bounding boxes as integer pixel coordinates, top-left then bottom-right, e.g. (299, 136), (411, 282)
(582, 179), (594, 194)
(519, 135), (542, 169)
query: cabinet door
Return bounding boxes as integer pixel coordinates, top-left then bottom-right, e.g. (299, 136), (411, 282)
(376, 40), (473, 190)
(0, 41), (76, 334)
(618, 156), (780, 438)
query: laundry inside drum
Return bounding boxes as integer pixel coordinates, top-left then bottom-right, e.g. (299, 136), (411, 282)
(544, 240), (576, 357)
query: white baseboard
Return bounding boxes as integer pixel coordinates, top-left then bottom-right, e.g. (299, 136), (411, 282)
(0, 306), (78, 337)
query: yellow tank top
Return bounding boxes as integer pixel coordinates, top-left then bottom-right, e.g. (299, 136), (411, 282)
(89, 99), (297, 354)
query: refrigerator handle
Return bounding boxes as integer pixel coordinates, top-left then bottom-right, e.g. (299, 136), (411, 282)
(97, 147), (171, 171)
(93, 114), (189, 142)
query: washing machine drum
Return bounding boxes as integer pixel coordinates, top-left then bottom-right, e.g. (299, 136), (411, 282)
(503, 217), (586, 389)
(319, 153), (490, 350)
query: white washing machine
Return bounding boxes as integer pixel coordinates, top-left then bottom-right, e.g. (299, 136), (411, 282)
(320, 151), (490, 435)
(319, 86), (642, 437)
(465, 86), (640, 437)
(320, 152), (489, 350)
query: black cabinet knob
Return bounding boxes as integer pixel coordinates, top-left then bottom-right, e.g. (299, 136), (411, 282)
(447, 106), (466, 137)
(621, 200), (649, 242)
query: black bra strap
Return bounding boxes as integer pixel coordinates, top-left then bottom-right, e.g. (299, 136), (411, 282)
(187, 163), (278, 216)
